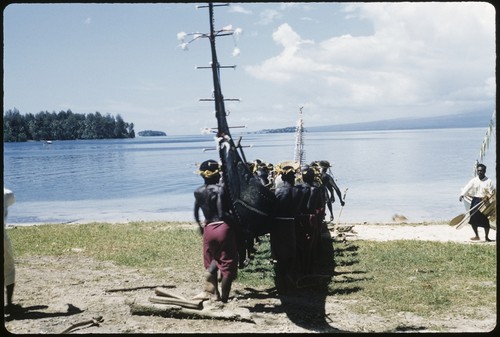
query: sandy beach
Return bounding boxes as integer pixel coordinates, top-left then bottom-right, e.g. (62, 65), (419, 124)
(342, 222), (496, 243)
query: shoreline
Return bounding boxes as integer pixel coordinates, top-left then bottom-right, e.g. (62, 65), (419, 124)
(6, 220), (496, 244)
(7, 218), (447, 227)
(5, 195), (465, 228)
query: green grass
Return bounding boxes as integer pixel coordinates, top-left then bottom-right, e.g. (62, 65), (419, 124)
(331, 240), (496, 317)
(237, 237), (275, 287)
(7, 222), (496, 319)
(8, 221), (203, 272)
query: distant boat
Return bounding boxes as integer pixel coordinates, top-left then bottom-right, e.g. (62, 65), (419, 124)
(43, 140), (52, 145)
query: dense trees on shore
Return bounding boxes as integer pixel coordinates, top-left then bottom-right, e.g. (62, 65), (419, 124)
(3, 109), (135, 142)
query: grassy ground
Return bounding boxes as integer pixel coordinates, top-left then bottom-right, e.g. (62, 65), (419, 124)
(7, 221), (496, 320)
(332, 240), (496, 317)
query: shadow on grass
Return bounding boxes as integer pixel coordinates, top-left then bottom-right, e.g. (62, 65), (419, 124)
(241, 227), (364, 333)
(273, 228), (353, 332)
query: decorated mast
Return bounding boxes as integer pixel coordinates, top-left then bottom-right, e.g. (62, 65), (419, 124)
(179, 3), (276, 236)
(293, 106), (305, 166)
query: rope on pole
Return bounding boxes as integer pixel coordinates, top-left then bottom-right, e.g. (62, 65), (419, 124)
(473, 110), (496, 176)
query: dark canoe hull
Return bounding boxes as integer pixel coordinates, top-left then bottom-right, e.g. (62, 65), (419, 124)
(218, 135), (276, 236)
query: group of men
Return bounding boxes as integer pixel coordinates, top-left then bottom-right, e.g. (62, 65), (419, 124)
(250, 159), (345, 221)
(192, 158), (346, 302)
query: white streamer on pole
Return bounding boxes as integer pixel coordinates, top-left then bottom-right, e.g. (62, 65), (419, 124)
(293, 107), (305, 166)
(473, 110), (496, 176)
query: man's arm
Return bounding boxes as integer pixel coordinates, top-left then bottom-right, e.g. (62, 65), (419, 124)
(329, 176), (345, 206)
(459, 178), (474, 201)
(488, 179), (496, 194)
(193, 190), (203, 234)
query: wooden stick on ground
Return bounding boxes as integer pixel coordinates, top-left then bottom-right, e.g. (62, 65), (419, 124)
(154, 287), (188, 300)
(148, 295), (203, 310)
(104, 285), (175, 293)
(60, 316), (104, 334)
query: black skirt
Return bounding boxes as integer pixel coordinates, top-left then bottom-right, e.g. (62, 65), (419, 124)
(469, 197), (490, 228)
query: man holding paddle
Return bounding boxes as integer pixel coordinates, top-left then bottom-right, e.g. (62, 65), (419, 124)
(459, 164), (495, 242)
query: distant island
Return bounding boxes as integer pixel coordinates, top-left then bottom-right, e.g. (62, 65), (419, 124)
(254, 126), (296, 134)
(252, 110), (493, 134)
(137, 130), (167, 137)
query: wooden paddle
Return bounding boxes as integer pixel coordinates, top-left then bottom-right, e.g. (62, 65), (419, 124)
(449, 197), (469, 226)
(451, 199), (486, 229)
(449, 213), (465, 226)
(335, 188), (348, 227)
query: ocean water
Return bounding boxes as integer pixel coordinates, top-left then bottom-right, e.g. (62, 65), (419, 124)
(3, 127), (496, 225)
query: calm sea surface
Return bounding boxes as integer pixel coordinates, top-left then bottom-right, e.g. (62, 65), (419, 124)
(3, 127), (496, 225)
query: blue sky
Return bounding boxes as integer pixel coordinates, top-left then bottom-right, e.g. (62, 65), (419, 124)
(3, 2), (496, 135)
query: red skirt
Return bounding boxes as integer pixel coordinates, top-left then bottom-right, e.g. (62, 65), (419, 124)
(203, 221), (238, 279)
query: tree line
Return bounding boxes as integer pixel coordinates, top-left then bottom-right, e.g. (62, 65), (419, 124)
(3, 109), (135, 142)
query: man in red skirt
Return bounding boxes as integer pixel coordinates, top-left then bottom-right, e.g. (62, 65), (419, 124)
(193, 160), (238, 303)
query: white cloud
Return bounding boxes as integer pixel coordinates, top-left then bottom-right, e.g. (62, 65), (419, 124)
(299, 16), (315, 22)
(245, 2), (495, 122)
(229, 5), (252, 15)
(256, 9), (281, 25)
(279, 3), (314, 12)
(245, 23), (318, 81)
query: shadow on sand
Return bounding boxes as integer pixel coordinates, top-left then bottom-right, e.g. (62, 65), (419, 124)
(4, 303), (83, 322)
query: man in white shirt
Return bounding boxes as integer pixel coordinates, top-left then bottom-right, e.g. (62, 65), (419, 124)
(459, 164), (496, 241)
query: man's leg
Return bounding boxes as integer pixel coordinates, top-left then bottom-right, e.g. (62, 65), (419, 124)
(220, 276), (233, 303)
(484, 226), (491, 242)
(4, 283), (23, 315)
(205, 269), (220, 299)
(6, 283), (14, 306)
(470, 224), (480, 240)
(193, 261), (220, 300)
(327, 200), (334, 221)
